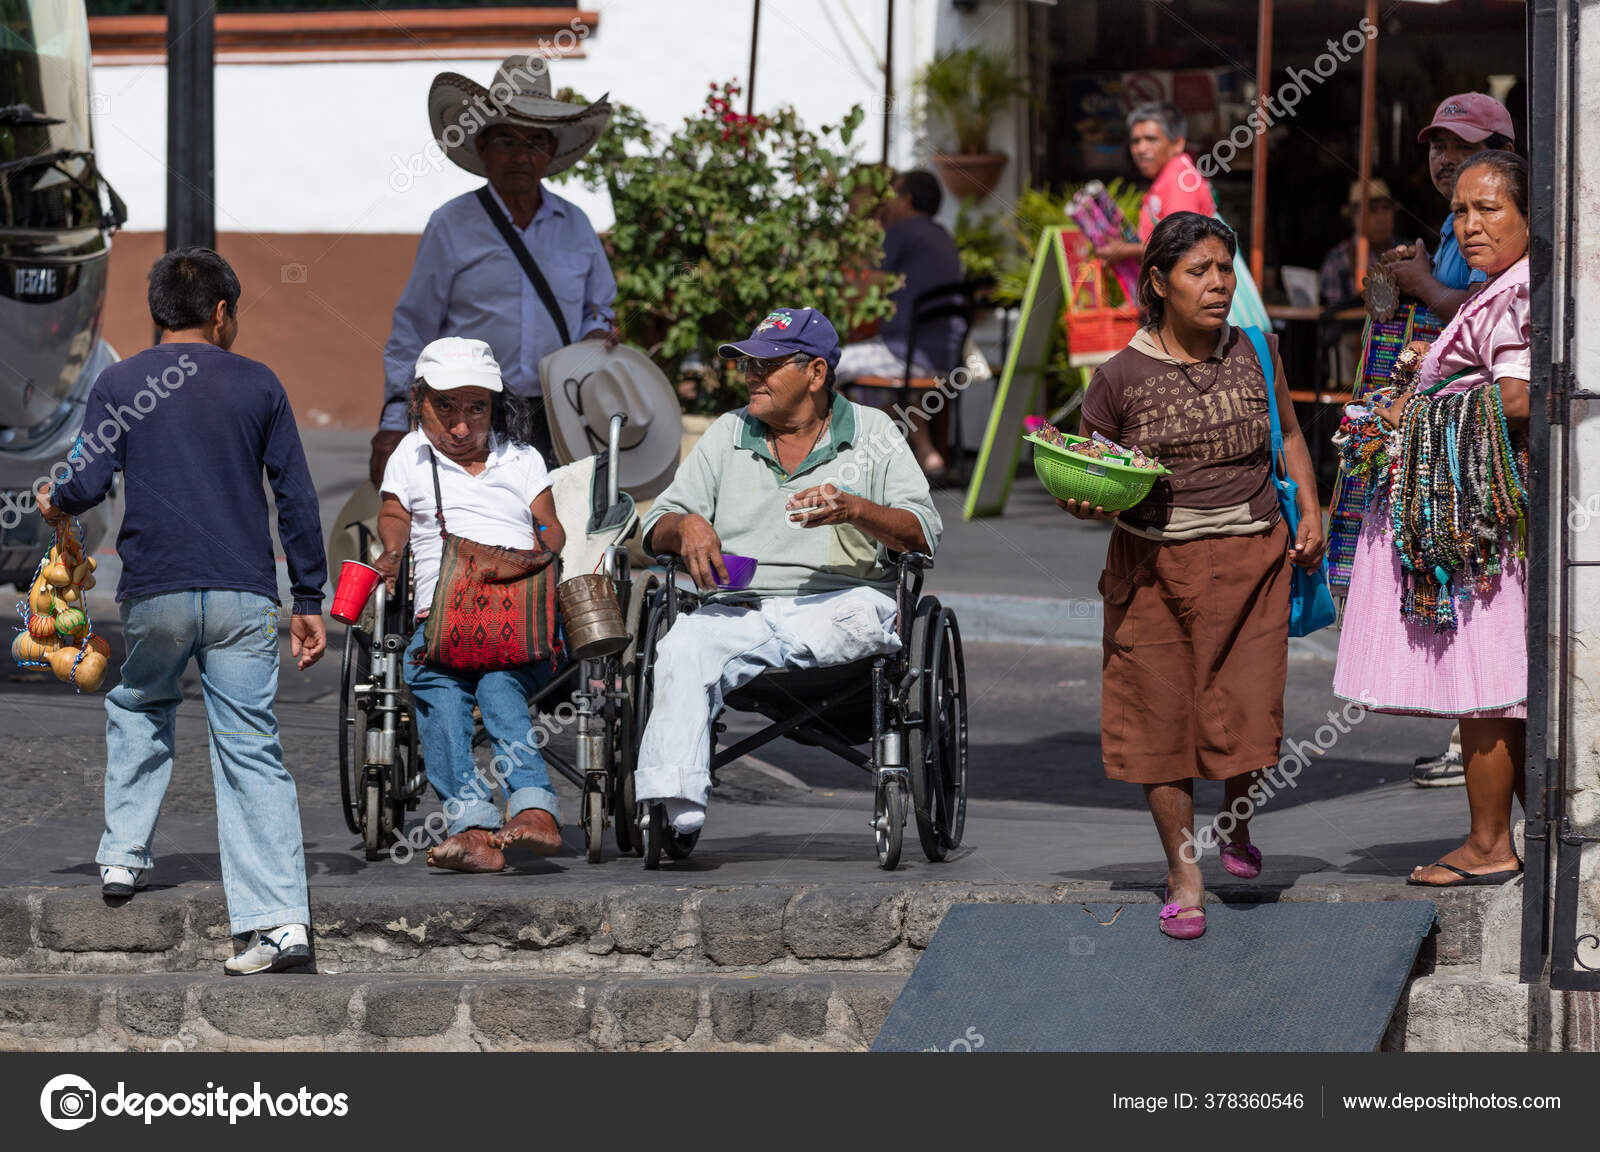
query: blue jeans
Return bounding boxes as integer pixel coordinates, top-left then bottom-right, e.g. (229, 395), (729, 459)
(635, 587), (900, 808)
(402, 626), (562, 836)
(99, 591), (309, 936)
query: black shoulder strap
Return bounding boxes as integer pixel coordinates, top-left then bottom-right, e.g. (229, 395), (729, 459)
(476, 186), (573, 347)
(425, 446), (448, 537)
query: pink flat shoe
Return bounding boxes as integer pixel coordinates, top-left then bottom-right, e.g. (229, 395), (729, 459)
(1219, 840), (1262, 879)
(1159, 889), (1206, 940)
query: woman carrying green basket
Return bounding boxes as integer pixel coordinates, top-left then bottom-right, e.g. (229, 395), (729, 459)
(1059, 211), (1325, 940)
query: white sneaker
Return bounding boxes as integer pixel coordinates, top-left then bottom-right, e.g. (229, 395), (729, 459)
(100, 864), (151, 897)
(223, 924), (312, 976)
(663, 799), (705, 834)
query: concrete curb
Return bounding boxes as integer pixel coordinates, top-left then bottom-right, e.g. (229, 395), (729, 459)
(0, 971), (910, 1052)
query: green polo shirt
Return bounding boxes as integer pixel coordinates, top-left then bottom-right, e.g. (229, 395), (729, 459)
(642, 391), (942, 599)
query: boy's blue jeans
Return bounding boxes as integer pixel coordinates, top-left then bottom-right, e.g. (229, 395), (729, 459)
(98, 591), (309, 936)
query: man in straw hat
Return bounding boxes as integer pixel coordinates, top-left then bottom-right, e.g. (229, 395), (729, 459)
(371, 54), (619, 490)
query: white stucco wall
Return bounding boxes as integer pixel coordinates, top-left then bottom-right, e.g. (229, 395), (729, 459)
(88, 0), (947, 235)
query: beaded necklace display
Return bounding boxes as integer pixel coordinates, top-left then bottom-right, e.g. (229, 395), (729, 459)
(1387, 381), (1527, 631)
(1332, 257), (1531, 631)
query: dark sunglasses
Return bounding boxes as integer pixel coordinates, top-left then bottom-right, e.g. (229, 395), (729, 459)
(736, 353), (815, 377)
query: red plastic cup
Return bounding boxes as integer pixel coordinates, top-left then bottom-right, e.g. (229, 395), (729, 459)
(331, 560), (382, 624)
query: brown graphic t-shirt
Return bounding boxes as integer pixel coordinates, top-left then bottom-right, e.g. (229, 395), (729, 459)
(1079, 325), (1278, 535)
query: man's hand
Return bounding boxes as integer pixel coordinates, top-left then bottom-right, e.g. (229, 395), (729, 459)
(583, 326), (622, 351)
(290, 613), (327, 670)
(374, 548), (402, 594)
(676, 513), (728, 590)
(1055, 497), (1116, 521)
(33, 484), (68, 527)
(786, 485), (858, 528)
(1381, 238), (1434, 298)
(369, 429), (407, 491)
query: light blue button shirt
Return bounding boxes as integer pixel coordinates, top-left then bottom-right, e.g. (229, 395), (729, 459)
(1432, 212), (1488, 292)
(381, 182), (617, 429)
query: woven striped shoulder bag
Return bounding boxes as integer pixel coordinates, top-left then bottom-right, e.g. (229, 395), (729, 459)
(421, 447), (561, 672)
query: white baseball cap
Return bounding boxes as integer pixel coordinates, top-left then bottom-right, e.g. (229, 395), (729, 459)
(414, 336), (504, 392)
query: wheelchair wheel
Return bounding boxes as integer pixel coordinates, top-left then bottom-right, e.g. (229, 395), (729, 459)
(907, 603), (969, 862)
(664, 826), (699, 860)
(614, 574), (657, 856)
(641, 803), (664, 870)
(363, 778), (385, 860)
(875, 775), (906, 870)
(339, 625), (372, 836)
(583, 775), (605, 864)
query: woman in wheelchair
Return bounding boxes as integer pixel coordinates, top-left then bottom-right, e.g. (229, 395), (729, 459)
(637, 307), (942, 838)
(374, 338), (567, 873)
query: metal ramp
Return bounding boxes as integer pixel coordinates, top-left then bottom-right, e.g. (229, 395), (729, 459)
(872, 901), (1436, 1052)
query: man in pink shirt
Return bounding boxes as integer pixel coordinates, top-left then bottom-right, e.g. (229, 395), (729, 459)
(1096, 103), (1215, 264)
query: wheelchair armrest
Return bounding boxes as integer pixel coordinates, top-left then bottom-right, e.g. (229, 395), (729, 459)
(895, 552), (934, 572)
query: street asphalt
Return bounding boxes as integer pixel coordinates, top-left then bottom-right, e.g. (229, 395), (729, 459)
(0, 429), (1468, 898)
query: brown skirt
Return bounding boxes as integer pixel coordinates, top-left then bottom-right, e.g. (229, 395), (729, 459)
(1099, 519), (1290, 783)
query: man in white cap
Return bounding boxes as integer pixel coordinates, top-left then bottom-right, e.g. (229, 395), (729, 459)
(371, 55), (619, 490)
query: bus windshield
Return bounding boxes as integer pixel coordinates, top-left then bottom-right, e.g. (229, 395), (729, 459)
(0, 0), (98, 230)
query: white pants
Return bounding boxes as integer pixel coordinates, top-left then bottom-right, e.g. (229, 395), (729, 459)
(634, 586), (901, 807)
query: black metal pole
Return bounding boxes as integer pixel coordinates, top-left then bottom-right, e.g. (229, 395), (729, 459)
(164, 0), (215, 256)
(882, 0), (894, 165)
(745, 0), (760, 120)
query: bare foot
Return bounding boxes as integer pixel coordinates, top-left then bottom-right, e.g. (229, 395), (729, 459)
(493, 808), (563, 856)
(1409, 841), (1520, 885)
(1164, 869), (1205, 922)
(426, 828), (505, 873)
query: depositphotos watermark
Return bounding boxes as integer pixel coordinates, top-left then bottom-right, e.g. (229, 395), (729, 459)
(40, 1073), (349, 1129)
(785, 365), (976, 529)
(1180, 17), (1376, 193)
(0, 353), (199, 531)
(1179, 691), (1377, 864)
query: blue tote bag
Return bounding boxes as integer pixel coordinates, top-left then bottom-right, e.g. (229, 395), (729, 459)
(1242, 326), (1337, 637)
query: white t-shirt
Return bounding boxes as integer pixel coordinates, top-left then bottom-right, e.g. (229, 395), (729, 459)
(379, 430), (552, 613)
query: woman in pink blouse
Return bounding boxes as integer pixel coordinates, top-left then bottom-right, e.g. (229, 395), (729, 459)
(1334, 151), (1532, 888)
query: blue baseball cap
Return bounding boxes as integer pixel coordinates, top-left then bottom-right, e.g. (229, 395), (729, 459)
(717, 307), (841, 370)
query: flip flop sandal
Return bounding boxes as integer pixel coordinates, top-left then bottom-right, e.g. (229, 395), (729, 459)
(1405, 861), (1523, 887)
(1219, 841), (1262, 879)
(1159, 888), (1206, 939)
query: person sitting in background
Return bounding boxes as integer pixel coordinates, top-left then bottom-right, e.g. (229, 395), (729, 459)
(836, 169), (965, 474)
(375, 337), (567, 873)
(637, 307), (942, 836)
(1319, 179), (1401, 307)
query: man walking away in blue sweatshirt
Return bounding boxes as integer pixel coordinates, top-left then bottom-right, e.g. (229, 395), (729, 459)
(38, 247), (328, 976)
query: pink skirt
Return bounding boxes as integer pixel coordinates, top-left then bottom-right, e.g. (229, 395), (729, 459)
(1333, 503), (1527, 718)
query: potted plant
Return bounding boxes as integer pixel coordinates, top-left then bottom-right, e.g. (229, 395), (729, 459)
(917, 46), (1028, 202)
(561, 81), (896, 445)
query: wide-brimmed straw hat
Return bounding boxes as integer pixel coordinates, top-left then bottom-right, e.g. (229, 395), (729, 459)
(427, 54), (610, 178)
(540, 343), (681, 501)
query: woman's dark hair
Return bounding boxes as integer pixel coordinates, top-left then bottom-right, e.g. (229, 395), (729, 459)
(147, 247), (241, 332)
(1454, 149), (1529, 220)
(1137, 212), (1238, 328)
(409, 382), (536, 447)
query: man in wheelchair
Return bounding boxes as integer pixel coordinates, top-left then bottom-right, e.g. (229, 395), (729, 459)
(638, 307), (943, 834)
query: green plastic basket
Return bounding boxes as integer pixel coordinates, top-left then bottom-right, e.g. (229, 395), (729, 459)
(1025, 433), (1168, 511)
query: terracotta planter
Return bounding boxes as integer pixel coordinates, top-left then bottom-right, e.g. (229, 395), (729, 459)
(932, 152), (1009, 202)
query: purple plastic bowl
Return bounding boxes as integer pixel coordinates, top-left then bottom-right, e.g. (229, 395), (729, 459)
(718, 553), (758, 591)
